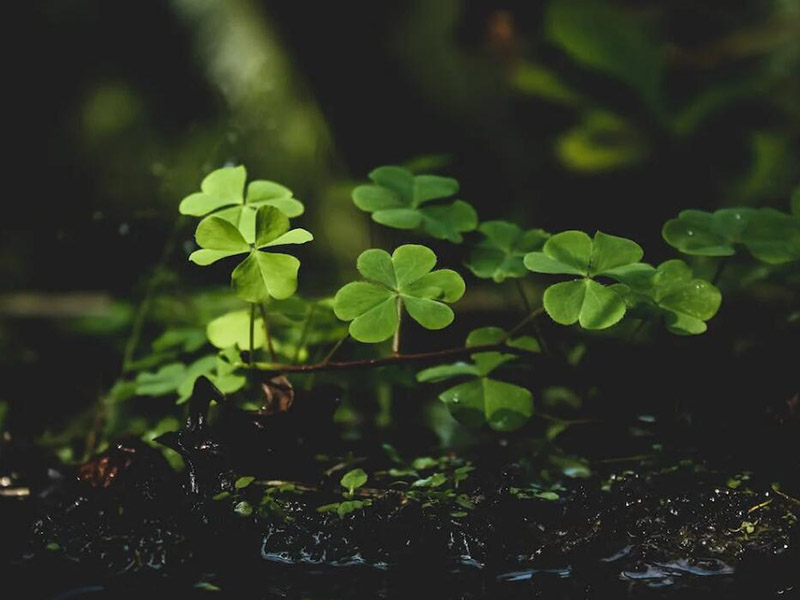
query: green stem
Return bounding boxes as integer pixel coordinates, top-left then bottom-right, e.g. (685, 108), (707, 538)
(249, 303), (256, 366)
(258, 303), (276, 361)
(514, 279), (531, 313)
(392, 297), (403, 355)
(322, 334), (349, 365)
(293, 304), (317, 363)
(711, 255), (731, 286)
(504, 306), (545, 340)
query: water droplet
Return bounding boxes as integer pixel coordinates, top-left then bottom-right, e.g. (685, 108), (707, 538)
(686, 230), (694, 236)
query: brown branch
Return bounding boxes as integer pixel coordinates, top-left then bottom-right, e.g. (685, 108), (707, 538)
(240, 308), (546, 376)
(242, 341), (535, 374)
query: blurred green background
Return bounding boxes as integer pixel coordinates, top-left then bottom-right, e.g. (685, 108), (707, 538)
(2, 0), (799, 452)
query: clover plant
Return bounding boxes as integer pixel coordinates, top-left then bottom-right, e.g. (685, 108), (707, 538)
(524, 230), (644, 329)
(117, 163), (798, 441)
(352, 166), (478, 242)
(333, 245), (465, 347)
(466, 221), (550, 282)
(662, 203), (800, 264)
(179, 165), (304, 241)
(417, 328), (539, 431)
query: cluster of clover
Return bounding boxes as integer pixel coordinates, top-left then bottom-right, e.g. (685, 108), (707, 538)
(172, 164), (799, 432)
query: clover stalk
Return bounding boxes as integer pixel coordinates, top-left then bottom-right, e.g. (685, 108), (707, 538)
(258, 303), (276, 361)
(249, 303), (256, 365)
(392, 296), (403, 355)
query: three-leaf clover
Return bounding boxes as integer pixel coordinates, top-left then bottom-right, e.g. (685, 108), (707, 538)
(466, 221), (550, 282)
(333, 244), (465, 343)
(524, 230), (643, 329)
(611, 260), (722, 335)
(662, 208), (755, 257)
(179, 166), (304, 243)
(352, 166), (478, 243)
(189, 206), (313, 302)
(417, 328), (534, 431)
(662, 207), (800, 264)
(740, 209), (800, 264)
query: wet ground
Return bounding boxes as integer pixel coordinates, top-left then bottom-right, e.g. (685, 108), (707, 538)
(2, 427), (798, 599)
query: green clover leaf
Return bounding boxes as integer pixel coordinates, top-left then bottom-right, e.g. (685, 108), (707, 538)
(333, 245), (465, 343)
(610, 260), (722, 335)
(352, 166), (478, 243)
(662, 208), (756, 257)
(466, 221), (550, 282)
(741, 208), (800, 264)
(189, 206), (313, 302)
(206, 309), (266, 350)
(416, 328), (534, 432)
(179, 166), (305, 242)
(524, 230), (642, 329)
(340, 468), (368, 496)
(663, 206), (800, 264)
(134, 353), (245, 404)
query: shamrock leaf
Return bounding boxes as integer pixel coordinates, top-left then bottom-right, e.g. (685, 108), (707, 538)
(189, 206), (313, 302)
(417, 328), (534, 432)
(610, 260), (722, 335)
(135, 352), (245, 404)
(352, 166), (478, 243)
(466, 221), (550, 282)
(206, 309), (265, 350)
(741, 208), (800, 264)
(333, 245), (465, 343)
(662, 208), (756, 257)
(524, 230), (642, 329)
(179, 166), (304, 242)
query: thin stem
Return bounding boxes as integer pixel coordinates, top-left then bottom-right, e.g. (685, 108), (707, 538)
(711, 255), (731, 286)
(293, 304), (317, 363)
(121, 218), (183, 374)
(249, 303), (256, 366)
(258, 303), (276, 361)
(321, 334), (349, 365)
(243, 306), (545, 376)
(87, 216), (183, 459)
(392, 297), (403, 355)
(505, 306), (545, 339)
(514, 279), (531, 313)
(246, 339), (539, 375)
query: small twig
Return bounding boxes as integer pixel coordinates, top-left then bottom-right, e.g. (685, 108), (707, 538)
(244, 307), (545, 375)
(748, 498), (774, 514)
(244, 340), (539, 374)
(595, 454), (658, 464)
(772, 488), (800, 506)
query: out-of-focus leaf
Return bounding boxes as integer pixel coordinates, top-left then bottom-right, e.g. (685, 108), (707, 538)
(545, 0), (662, 106)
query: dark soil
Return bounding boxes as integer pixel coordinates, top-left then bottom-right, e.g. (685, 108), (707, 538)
(2, 384), (798, 599)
